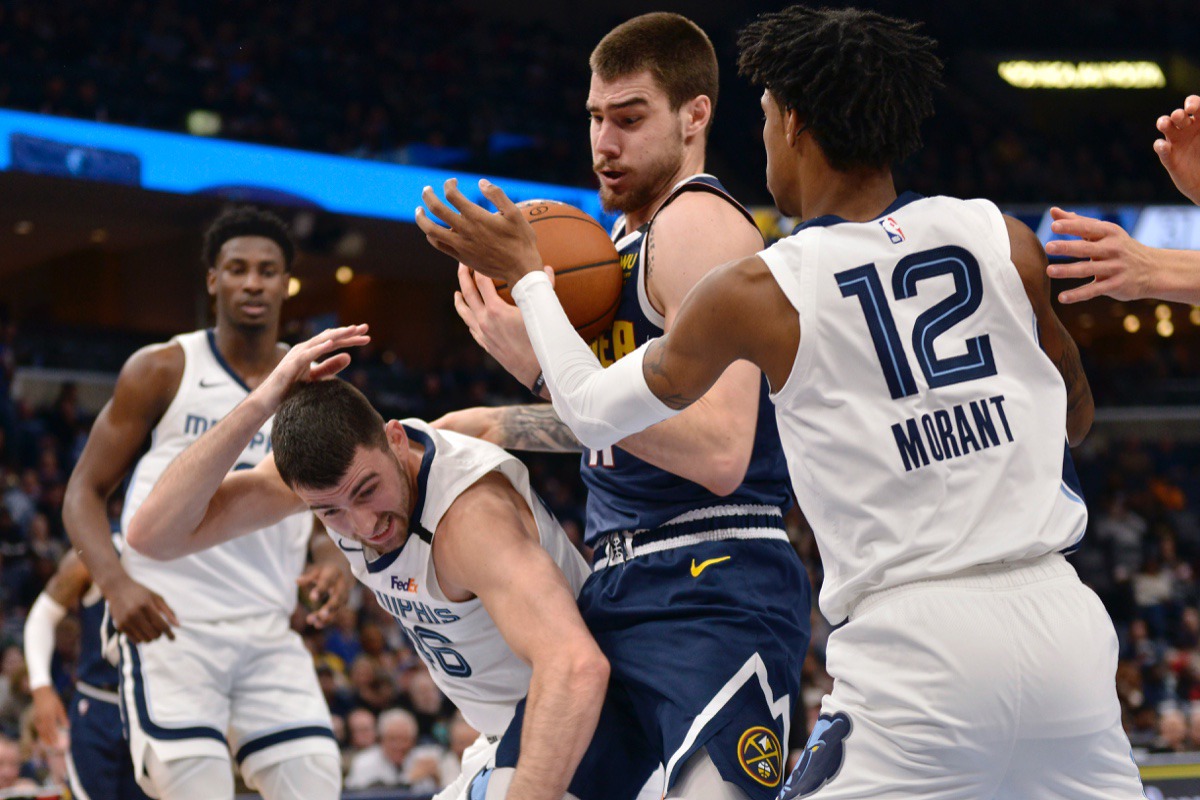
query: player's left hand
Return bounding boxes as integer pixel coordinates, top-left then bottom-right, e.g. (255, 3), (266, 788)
(416, 178), (544, 286)
(1043, 208), (1155, 303)
(256, 324), (371, 411)
(455, 263), (555, 390)
(297, 562), (350, 628)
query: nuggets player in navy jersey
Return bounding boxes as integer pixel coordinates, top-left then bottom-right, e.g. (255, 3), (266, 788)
(430, 13), (811, 800)
(62, 208), (350, 800)
(427, 3), (1147, 796)
(25, 546), (151, 800)
(422, 6), (1146, 798)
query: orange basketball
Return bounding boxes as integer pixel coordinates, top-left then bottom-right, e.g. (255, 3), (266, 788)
(492, 199), (622, 342)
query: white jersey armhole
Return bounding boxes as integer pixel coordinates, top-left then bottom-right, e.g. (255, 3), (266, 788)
(759, 236), (816, 405)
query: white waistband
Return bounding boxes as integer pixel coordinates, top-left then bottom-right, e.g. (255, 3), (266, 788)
(76, 681), (120, 705)
(846, 552), (1076, 621)
(593, 527), (791, 571)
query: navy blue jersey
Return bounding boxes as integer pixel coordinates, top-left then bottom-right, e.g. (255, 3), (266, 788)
(78, 587), (119, 689)
(581, 175), (791, 544)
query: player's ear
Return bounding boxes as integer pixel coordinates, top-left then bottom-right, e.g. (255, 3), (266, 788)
(384, 420), (409, 457)
(206, 267), (218, 296)
(785, 108), (804, 147)
(683, 94), (712, 140)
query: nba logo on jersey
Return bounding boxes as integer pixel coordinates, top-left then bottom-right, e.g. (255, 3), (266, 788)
(880, 216), (905, 244)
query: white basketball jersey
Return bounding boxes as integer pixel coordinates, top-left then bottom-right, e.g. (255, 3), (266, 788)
(120, 330), (313, 622)
(334, 419), (590, 737)
(759, 194), (1087, 623)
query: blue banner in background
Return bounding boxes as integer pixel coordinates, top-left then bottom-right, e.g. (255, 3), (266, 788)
(0, 108), (616, 227)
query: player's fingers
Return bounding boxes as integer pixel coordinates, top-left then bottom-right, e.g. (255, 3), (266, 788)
(473, 269), (509, 308)
(1044, 237), (1104, 260)
(1046, 259), (1115, 280)
(1185, 95), (1200, 115)
(310, 352), (352, 381)
(1048, 206), (1078, 222)
(1048, 215), (1116, 241)
(1154, 138), (1171, 160)
(420, 185), (462, 229)
(454, 292), (482, 336)
(444, 178), (488, 221)
(1058, 278), (1113, 304)
(425, 233), (463, 263)
(458, 265), (487, 312)
(478, 179), (519, 216)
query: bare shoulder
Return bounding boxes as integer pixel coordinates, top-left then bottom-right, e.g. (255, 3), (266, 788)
(111, 340), (185, 421)
(439, 472), (531, 540)
(653, 190), (762, 253)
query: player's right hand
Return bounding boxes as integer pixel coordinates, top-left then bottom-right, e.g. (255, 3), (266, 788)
(108, 576), (180, 643)
(31, 686), (68, 751)
(1154, 94), (1200, 206)
(256, 324), (372, 409)
(454, 264), (548, 388)
(1044, 208), (1155, 302)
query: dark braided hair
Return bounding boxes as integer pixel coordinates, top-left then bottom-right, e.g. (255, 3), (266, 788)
(737, 6), (942, 171)
(201, 206), (295, 271)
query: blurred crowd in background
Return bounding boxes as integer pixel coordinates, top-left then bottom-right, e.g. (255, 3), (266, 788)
(0, 0), (1194, 204)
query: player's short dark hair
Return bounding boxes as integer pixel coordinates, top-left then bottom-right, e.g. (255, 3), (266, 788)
(737, 5), (942, 171)
(273, 379), (387, 490)
(590, 13), (719, 121)
(201, 206), (295, 271)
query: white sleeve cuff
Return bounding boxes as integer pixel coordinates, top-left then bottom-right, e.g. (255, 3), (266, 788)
(512, 271), (677, 450)
(24, 593), (68, 690)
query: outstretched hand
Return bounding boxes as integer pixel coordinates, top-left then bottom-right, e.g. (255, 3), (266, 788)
(257, 324), (371, 409)
(1154, 95), (1200, 206)
(1044, 209), (1154, 303)
(415, 178), (544, 286)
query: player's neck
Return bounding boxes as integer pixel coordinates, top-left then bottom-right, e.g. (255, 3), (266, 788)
(800, 169), (896, 224)
(624, 150), (706, 231)
(211, 321), (282, 385)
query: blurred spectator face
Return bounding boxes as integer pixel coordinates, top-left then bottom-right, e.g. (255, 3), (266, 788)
(589, 70), (687, 216)
(1160, 709), (1187, 749)
(1, 646), (22, 678)
(0, 736), (19, 789)
(408, 669), (443, 714)
(449, 716), (478, 758)
(348, 708), (377, 750)
(317, 666), (337, 697)
(349, 657), (375, 692)
(380, 714), (416, 767)
(360, 623), (385, 657)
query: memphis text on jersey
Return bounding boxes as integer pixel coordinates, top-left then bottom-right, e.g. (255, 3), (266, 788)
(184, 414), (273, 453)
(891, 394), (1015, 472)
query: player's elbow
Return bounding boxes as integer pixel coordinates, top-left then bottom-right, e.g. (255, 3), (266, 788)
(1066, 397), (1095, 448)
(124, 516), (173, 561)
(558, 642), (610, 697)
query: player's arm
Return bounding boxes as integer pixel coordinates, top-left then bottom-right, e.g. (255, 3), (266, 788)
(601, 193), (766, 494)
(1006, 215), (1094, 445)
(126, 326), (369, 559)
(299, 521), (353, 629)
(63, 344), (182, 642)
(1154, 94), (1200, 205)
(433, 403), (584, 453)
(24, 551), (91, 751)
(433, 473), (609, 800)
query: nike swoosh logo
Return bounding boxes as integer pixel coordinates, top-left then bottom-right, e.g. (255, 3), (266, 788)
(199, 379), (227, 389)
(690, 556), (731, 577)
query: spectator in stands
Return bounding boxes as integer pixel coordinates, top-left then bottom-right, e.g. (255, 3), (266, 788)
(344, 708), (441, 792)
(347, 654), (397, 714)
(404, 668), (451, 742)
(0, 733), (38, 793)
(344, 707), (377, 765)
(1046, 96), (1200, 304)
(438, 713), (480, 788)
(1151, 706), (1190, 753)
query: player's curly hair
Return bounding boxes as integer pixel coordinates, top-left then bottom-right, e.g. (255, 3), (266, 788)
(201, 206), (295, 270)
(274, 379), (388, 490)
(737, 5), (942, 171)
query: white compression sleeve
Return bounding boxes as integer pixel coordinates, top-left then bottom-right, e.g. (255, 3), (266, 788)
(511, 271), (678, 450)
(23, 593), (68, 690)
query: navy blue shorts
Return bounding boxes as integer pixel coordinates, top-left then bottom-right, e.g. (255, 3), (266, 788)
(69, 689), (150, 800)
(496, 522), (811, 800)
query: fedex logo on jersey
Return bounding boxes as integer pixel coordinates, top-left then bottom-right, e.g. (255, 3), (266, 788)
(880, 216), (905, 244)
(391, 576), (419, 593)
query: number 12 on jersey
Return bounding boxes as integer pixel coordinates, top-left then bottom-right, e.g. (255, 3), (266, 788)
(836, 245), (997, 399)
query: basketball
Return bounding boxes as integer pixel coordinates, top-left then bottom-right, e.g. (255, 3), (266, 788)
(491, 199), (622, 342)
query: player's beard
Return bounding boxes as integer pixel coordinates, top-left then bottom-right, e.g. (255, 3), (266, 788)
(596, 133), (685, 216)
